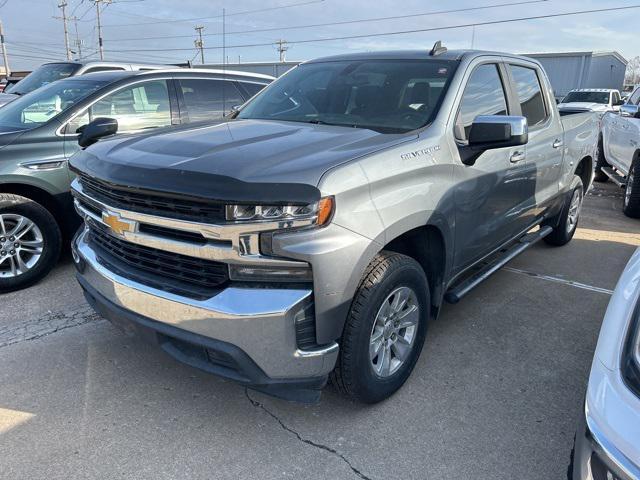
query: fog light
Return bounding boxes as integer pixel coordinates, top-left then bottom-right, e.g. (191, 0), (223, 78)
(229, 264), (312, 283)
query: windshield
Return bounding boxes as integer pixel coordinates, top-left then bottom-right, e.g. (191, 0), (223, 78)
(0, 78), (107, 132)
(5, 63), (80, 95)
(238, 59), (457, 133)
(562, 91), (610, 104)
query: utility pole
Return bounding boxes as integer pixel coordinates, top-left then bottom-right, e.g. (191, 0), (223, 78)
(71, 16), (83, 59)
(222, 8), (225, 67)
(56, 2), (72, 61)
(94, 0), (111, 60)
(0, 20), (9, 77)
(194, 25), (204, 64)
(276, 39), (289, 63)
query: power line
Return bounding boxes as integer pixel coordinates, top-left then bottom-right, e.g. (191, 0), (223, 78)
(102, 4), (640, 53)
(106, 0), (550, 43)
(99, 0), (325, 27)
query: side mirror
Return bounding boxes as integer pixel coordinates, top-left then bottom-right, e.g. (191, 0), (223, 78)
(620, 104), (640, 119)
(78, 117), (118, 148)
(459, 115), (528, 166)
(615, 98), (625, 106)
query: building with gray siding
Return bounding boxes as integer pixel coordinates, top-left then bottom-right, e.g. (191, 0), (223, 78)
(524, 51), (628, 100)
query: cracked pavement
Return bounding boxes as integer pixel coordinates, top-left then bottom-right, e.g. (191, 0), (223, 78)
(0, 182), (639, 479)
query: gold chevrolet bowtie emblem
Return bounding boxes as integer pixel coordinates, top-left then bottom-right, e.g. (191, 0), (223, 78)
(102, 211), (135, 236)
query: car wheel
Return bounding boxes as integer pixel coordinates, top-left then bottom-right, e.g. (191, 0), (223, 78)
(0, 194), (61, 293)
(545, 177), (584, 246)
(331, 251), (429, 403)
(623, 155), (640, 218)
(593, 137), (609, 183)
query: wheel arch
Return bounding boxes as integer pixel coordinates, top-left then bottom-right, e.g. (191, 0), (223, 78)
(382, 223), (449, 319)
(574, 155), (593, 192)
(0, 182), (65, 228)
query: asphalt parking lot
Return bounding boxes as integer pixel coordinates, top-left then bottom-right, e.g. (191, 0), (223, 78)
(1, 181), (638, 480)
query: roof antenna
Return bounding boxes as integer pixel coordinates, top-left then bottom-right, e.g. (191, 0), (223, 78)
(430, 40), (447, 56)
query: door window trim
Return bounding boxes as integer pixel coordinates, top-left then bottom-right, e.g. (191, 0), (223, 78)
(56, 76), (175, 137)
(452, 60), (514, 144)
(504, 62), (551, 132)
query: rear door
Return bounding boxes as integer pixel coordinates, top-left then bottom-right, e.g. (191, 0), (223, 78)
(175, 78), (245, 123)
(506, 62), (561, 215)
(452, 60), (535, 271)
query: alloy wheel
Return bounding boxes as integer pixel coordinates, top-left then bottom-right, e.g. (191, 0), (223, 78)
(369, 286), (420, 378)
(0, 214), (44, 278)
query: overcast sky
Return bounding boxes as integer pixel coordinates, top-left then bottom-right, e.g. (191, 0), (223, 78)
(2, 0), (639, 70)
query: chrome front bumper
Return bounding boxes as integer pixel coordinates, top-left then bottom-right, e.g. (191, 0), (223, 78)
(73, 228), (338, 382)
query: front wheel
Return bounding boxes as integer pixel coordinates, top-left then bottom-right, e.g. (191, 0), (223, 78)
(0, 194), (61, 293)
(544, 177), (584, 246)
(331, 251), (429, 403)
(623, 157), (640, 218)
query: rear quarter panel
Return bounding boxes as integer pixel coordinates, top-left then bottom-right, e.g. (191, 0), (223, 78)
(560, 111), (599, 191)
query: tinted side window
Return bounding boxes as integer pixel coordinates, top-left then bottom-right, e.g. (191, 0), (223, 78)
(509, 65), (547, 127)
(179, 79), (244, 122)
(629, 88), (640, 106)
(612, 91), (621, 105)
(455, 64), (507, 141)
(239, 82), (267, 97)
(69, 80), (172, 133)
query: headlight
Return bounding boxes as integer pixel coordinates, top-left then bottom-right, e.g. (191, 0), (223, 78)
(622, 303), (640, 398)
(225, 197), (334, 226)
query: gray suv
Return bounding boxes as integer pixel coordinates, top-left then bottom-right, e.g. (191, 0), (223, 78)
(0, 69), (272, 292)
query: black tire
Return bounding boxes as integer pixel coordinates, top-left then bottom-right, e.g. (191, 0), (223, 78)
(594, 137), (609, 183)
(0, 194), (61, 293)
(331, 251), (430, 403)
(623, 155), (640, 218)
(544, 177), (584, 247)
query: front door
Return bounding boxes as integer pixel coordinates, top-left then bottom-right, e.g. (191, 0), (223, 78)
(452, 62), (535, 272)
(63, 79), (175, 164)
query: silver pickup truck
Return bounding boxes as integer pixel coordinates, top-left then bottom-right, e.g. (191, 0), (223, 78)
(597, 85), (640, 218)
(69, 46), (598, 403)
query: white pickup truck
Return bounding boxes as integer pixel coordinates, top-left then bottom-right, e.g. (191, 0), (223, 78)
(597, 85), (640, 218)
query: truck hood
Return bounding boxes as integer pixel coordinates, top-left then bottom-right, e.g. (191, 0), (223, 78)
(0, 93), (19, 107)
(557, 102), (609, 112)
(70, 119), (413, 204)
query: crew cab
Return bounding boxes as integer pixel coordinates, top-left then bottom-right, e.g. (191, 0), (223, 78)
(596, 85), (640, 218)
(70, 46), (598, 403)
(558, 88), (624, 115)
(0, 69), (272, 292)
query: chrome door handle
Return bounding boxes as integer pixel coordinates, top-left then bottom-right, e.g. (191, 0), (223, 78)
(552, 139), (564, 149)
(510, 151), (526, 163)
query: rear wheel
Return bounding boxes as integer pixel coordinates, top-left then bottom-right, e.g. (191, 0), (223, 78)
(623, 156), (640, 218)
(331, 251), (429, 403)
(544, 177), (584, 246)
(594, 137), (609, 183)
(0, 194), (61, 293)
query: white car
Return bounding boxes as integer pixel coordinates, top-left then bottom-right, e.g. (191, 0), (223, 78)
(596, 85), (640, 218)
(571, 247), (640, 480)
(559, 89), (625, 114)
(0, 61), (169, 107)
